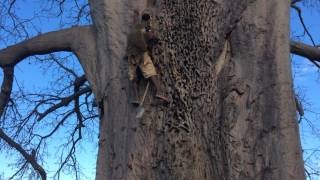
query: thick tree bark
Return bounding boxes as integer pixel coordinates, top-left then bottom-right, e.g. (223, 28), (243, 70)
(228, 0), (305, 179)
(90, 0), (305, 180)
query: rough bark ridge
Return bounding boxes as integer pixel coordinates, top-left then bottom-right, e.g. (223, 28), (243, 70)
(227, 0), (305, 179)
(90, 0), (305, 179)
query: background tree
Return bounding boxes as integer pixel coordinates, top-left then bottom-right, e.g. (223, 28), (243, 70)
(0, 0), (320, 179)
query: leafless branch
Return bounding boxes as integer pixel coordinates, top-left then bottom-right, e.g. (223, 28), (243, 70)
(291, 5), (316, 46)
(0, 2), (97, 179)
(55, 124), (82, 179)
(295, 95), (304, 117)
(8, 161), (28, 180)
(0, 27), (96, 176)
(1, 70), (96, 178)
(76, 4), (89, 20)
(36, 110), (74, 139)
(38, 86), (90, 121)
(51, 54), (79, 78)
(0, 128), (46, 180)
(290, 40), (320, 68)
(0, 25), (93, 67)
(291, 0), (303, 5)
(74, 75), (87, 128)
(0, 66), (14, 118)
(8, 0), (17, 15)
(0, 28), (71, 66)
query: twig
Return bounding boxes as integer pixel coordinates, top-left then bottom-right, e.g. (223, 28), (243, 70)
(291, 5), (316, 46)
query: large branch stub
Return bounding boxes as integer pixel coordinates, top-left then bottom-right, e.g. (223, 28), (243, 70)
(291, 40), (320, 62)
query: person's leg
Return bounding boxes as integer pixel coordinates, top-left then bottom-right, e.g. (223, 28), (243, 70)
(128, 57), (140, 105)
(141, 52), (169, 102)
(131, 79), (140, 105)
(149, 75), (161, 93)
(149, 75), (168, 102)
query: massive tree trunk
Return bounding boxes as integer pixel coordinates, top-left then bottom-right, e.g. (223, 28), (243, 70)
(87, 0), (305, 179)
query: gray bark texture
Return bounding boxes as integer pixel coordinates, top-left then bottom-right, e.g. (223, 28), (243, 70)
(86, 0), (305, 179)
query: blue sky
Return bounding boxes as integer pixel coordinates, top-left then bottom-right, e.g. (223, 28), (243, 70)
(0, 1), (320, 180)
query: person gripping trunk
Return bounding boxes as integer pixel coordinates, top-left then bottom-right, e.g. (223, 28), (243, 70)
(127, 10), (168, 105)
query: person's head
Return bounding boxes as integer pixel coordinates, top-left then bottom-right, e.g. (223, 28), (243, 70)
(141, 13), (151, 22)
(141, 13), (151, 29)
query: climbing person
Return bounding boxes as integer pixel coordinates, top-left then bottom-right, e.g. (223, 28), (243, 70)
(127, 10), (168, 105)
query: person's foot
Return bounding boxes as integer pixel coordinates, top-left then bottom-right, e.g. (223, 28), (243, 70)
(155, 92), (169, 102)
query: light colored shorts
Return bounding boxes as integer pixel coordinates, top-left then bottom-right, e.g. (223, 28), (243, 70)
(128, 52), (157, 80)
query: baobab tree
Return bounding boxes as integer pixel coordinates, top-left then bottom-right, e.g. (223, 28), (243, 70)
(1, 0), (320, 179)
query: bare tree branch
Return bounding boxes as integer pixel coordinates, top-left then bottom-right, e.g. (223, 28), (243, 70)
(0, 25), (93, 67)
(9, 161), (28, 180)
(0, 66), (14, 118)
(51, 54), (79, 78)
(0, 128), (46, 180)
(38, 86), (91, 121)
(295, 95), (304, 117)
(8, 0), (17, 15)
(35, 74), (88, 122)
(0, 2), (96, 179)
(291, 40), (320, 68)
(291, 0), (303, 5)
(291, 5), (316, 46)
(1, 70), (95, 178)
(74, 75), (87, 128)
(54, 124), (82, 178)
